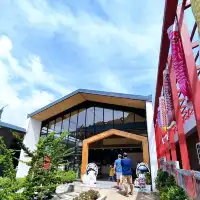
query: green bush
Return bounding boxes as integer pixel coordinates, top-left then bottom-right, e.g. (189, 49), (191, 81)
(145, 172), (151, 184)
(155, 169), (169, 191)
(166, 175), (176, 187)
(87, 190), (100, 200)
(0, 132), (76, 200)
(56, 170), (76, 183)
(160, 186), (188, 200)
(155, 169), (188, 200)
(73, 190), (100, 200)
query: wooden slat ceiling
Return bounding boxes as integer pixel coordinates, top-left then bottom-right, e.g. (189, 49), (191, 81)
(32, 92), (146, 121)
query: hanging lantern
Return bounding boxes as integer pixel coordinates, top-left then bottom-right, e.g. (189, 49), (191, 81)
(167, 23), (192, 103)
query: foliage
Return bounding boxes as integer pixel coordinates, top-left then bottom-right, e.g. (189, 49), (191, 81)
(155, 169), (188, 200)
(155, 169), (169, 191)
(144, 172), (151, 184)
(160, 186), (188, 200)
(0, 137), (26, 200)
(166, 175), (176, 187)
(73, 190), (100, 200)
(55, 170), (76, 183)
(0, 132), (76, 200)
(167, 186), (188, 200)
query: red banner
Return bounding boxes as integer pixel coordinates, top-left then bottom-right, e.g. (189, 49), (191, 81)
(163, 69), (176, 129)
(159, 96), (167, 132)
(167, 23), (191, 103)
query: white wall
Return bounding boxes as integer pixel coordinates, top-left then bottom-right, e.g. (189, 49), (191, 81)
(146, 101), (158, 191)
(16, 117), (42, 178)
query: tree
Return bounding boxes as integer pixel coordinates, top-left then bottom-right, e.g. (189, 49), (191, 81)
(0, 132), (76, 200)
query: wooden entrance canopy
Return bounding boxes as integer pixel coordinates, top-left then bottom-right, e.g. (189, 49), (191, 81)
(81, 129), (149, 176)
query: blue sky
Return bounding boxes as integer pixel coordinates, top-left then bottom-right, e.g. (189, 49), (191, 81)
(0, 0), (166, 126)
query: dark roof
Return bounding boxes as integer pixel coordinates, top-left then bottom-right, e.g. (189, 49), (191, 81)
(28, 89), (152, 118)
(0, 121), (26, 133)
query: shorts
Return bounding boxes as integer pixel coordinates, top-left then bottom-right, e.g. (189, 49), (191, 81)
(122, 175), (133, 185)
(116, 172), (122, 180)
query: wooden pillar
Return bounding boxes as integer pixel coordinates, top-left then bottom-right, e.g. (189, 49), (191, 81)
(142, 139), (149, 165)
(177, 5), (200, 140)
(169, 60), (190, 170)
(169, 128), (177, 161)
(81, 141), (88, 177)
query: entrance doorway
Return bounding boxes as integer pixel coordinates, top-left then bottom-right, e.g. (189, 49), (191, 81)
(89, 146), (143, 180)
(81, 129), (149, 177)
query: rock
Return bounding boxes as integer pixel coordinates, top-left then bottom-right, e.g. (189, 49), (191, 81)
(56, 183), (74, 194)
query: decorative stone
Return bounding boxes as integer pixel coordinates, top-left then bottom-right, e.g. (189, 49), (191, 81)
(56, 183), (74, 194)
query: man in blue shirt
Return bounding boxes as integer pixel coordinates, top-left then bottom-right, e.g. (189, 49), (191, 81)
(121, 152), (134, 196)
(114, 154), (122, 189)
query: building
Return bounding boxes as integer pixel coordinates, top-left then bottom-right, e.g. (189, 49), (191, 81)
(17, 89), (157, 190)
(0, 121), (25, 175)
(153, 0), (200, 171)
(153, 0), (200, 198)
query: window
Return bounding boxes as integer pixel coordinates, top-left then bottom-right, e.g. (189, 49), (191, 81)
(54, 117), (62, 138)
(95, 107), (104, 133)
(124, 112), (135, 123)
(114, 110), (123, 124)
(104, 109), (113, 125)
(77, 109), (86, 141)
(95, 107), (103, 124)
(47, 120), (55, 134)
(41, 124), (48, 136)
(135, 114), (145, 122)
(62, 114), (70, 132)
(86, 107), (94, 137)
(69, 111), (78, 132)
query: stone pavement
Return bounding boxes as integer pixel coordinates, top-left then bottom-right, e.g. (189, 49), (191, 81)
(52, 181), (158, 200)
(99, 188), (158, 200)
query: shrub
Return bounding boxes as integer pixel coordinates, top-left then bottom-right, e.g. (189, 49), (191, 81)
(56, 170), (76, 183)
(73, 190), (100, 200)
(167, 186), (188, 200)
(0, 132), (76, 200)
(155, 169), (169, 191)
(87, 190), (100, 199)
(166, 175), (176, 187)
(145, 172), (151, 184)
(160, 186), (188, 200)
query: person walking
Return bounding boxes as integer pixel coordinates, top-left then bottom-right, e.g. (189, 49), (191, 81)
(108, 164), (115, 181)
(114, 154), (122, 189)
(121, 153), (134, 197)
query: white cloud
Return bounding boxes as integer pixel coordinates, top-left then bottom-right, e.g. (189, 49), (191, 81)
(14, 0), (163, 92)
(0, 57), (55, 127)
(0, 35), (73, 96)
(0, 35), (71, 126)
(0, 35), (12, 57)
(0, 0), (165, 126)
